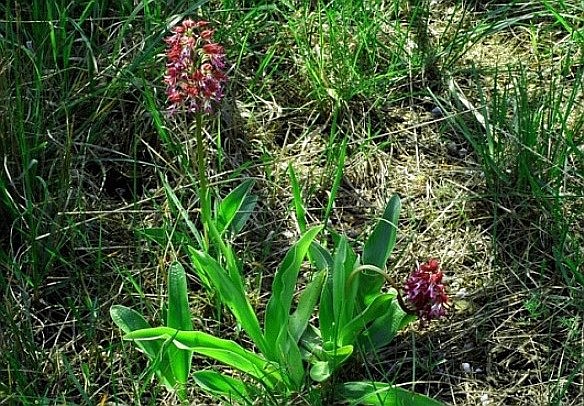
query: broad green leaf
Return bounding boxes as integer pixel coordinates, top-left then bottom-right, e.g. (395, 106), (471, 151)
(276, 326), (305, 390)
(109, 306), (176, 392)
(339, 292), (395, 347)
(289, 269), (327, 343)
(298, 324), (324, 359)
(124, 327), (282, 387)
(308, 241), (333, 272)
(361, 195), (401, 300)
(333, 236), (358, 334)
(332, 236), (349, 327)
(192, 370), (251, 403)
(358, 298), (416, 352)
(309, 360), (331, 382)
(288, 164), (307, 233)
(319, 263), (334, 342)
(110, 305), (160, 360)
(188, 247), (268, 355)
(339, 381), (445, 406)
(167, 262), (192, 331)
(230, 193), (258, 236)
(216, 179), (256, 236)
(319, 234), (357, 343)
(166, 262), (193, 389)
(309, 342), (353, 382)
(264, 226), (323, 361)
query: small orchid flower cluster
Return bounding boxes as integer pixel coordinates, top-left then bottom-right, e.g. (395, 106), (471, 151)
(404, 259), (449, 321)
(164, 19), (226, 114)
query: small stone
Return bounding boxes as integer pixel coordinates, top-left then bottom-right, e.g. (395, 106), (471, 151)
(462, 362), (472, 373)
(431, 106), (443, 118)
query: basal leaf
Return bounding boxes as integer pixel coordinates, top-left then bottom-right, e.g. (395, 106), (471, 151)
(263, 226), (323, 361)
(358, 297), (416, 352)
(289, 269), (326, 343)
(276, 326), (305, 390)
(309, 360), (331, 383)
(193, 370), (251, 403)
(339, 292), (395, 347)
(109, 311), (178, 394)
(308, 241), (333, 272)
(166, 262), (193, 389)
(361, 195), (401, 300)
(188, 247), (268, 355)
(167, 262), (192, 331)
(110, 305), (160, 360)
(318, 342), (354, 377)
(124, 327), (282, 387)
(230, 193), (258, 236)
(339, 381), (445, 406)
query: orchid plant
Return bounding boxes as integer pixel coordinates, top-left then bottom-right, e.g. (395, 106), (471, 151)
(110, 18), (448, 405)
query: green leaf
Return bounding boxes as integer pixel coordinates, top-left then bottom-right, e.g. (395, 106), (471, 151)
(264, 226), (323, 361)
(362, 194), (400, 268)
(288, 164), (307, 233)
(216, 179), (257, 236)
(162, 176), (204, 249)
(309, 360), (331, 382)
(124, 327), (282, 387)
(276, 327), (305, 389)
(109, 305), (177, 392)
(167, 262), (192, 331)
(187, 247), (268, 355)
(358, 298), (417, 351)
(339, 381), (445, 406)
(136, 227), (189, 247)
(361, 195), (401, 300)
(309, 343), (353, 382)
(230, 193), (258, 236)
(193, 370), (251, 403)
(166, 262), (193, 390)
(110, 305), (160, 360)
(289, 269), (327, 343)
(308, 241), (333, 272)
(333, 236), (358, 334)
(318, 235), (357, 344)
(339, 292), (395, 347)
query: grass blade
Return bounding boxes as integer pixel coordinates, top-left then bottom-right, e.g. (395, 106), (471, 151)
(288, 164), (307, 233)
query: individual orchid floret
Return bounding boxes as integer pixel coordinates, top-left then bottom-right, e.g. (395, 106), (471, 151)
(404, 259), (449, 321)
(164, 19), (227, 114)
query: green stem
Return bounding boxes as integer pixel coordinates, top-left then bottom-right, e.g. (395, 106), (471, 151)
(195, 113), (210, 250)
(194, 113), (243, 288)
